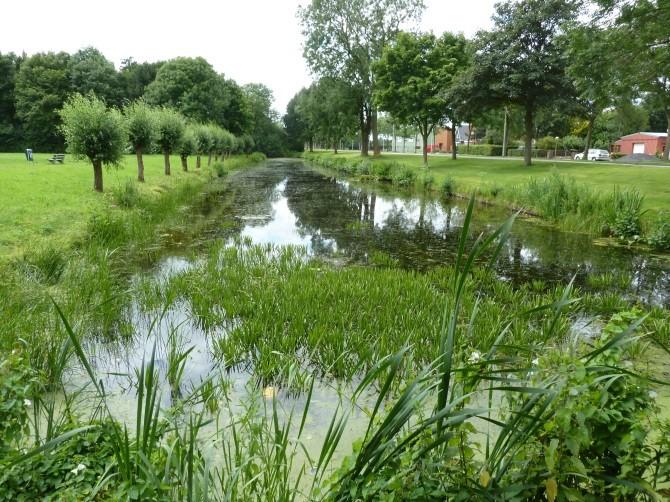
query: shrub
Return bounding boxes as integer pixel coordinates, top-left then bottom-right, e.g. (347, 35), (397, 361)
(212, 161), (226, 178)
(648, 212), (670, 251)
(607, 187), (645, 240)
(560, 135), (585, 151)
(112, 180), (141, 208)
(455, 144), (502, 156)
(390, 164), (416, 187)
(535, 135), (561, 151)
(441, 176), (456, 197)
(418, 172), (435, 190)
(249, 152), (267, 163)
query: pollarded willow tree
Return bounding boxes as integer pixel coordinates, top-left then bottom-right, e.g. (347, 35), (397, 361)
(124, 100), (156, 182)
(373, 31), (468, 166)
(299, 0), (424, 157)
(155, 108), (185, 176)
(179, 126), (196, 172)
(59, 94), (127, 192)
(465, 0), (577, 166)
(193, 124), (212, 169)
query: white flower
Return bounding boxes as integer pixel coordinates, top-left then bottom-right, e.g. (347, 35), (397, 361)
(531, 358), (539, 366)
(468, 351), (481, 364)
(23, 399), (31, 407)
(648, 391), (658, 400)
(569, 388), (579, 397)
(70, 463), (86, 475)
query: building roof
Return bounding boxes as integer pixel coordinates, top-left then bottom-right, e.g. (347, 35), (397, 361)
(618, 132), (667, 140)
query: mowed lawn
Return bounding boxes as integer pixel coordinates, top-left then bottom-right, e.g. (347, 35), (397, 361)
(0, 153), (209, 258)
(317, 151), (670, 214)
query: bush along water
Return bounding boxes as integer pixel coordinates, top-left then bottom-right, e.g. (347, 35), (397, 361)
(2, 197), (670, 499)
(304, 154), (661, 248)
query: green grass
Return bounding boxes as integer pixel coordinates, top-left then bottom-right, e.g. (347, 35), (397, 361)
(306, 151), (670, 216)
(0, 152), (258, 258)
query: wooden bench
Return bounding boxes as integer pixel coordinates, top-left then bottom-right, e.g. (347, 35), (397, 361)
(48, 154), (65, 164)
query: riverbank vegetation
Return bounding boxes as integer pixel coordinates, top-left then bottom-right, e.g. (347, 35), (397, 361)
(303, 151), (670, 251)
(2, 191), (670, 499)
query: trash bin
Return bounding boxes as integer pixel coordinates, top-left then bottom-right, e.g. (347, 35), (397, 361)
(25, 149), (33, 162)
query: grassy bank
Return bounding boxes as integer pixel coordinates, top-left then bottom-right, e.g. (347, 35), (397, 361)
(304, 151), (670, 250)
(0, 152), (262, 258)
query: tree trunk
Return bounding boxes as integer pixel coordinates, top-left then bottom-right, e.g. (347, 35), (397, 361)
(467, 122), (472, 153)
(451, 126), (457, 160)
(196, 155), (201, 169)
(164, 150), (171, 175)
(360, 107), (370, 157)
(502, 108), (509, 157)
(524, 105), (534, 167)
(421, 130), (429, 167)
(308, 137), (314, 153)
(333, 141), (338, 154)
(372, 107), (381, 156)
(135, 147), (145, 182)
(664, 108), (670, 161)
(181, 155), (188, 172)
(584, 115), (595, 159)
(208, 152), (213, 166)
(93, 159), (103, 192)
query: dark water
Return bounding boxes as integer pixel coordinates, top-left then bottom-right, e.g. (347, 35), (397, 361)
(205, 159), (670, 307)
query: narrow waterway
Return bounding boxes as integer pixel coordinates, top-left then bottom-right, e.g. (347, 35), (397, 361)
(65, 158), (670, 488)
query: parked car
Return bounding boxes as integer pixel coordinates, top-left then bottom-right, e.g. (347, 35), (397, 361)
(574, 149), (610, 161)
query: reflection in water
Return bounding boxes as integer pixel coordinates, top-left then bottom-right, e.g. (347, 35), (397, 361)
(218, 160), (670, 306)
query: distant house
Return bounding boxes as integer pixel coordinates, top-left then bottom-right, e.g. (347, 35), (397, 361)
(613, 132), (667, 156)
(432, 124), (475, 153)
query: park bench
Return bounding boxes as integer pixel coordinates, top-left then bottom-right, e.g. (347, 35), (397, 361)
(48, 154), (65, 164)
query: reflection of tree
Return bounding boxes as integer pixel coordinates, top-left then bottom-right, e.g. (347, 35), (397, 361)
(224, 161), (670, 306)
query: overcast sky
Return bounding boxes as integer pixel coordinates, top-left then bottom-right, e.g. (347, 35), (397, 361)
(1, 0), (496, 114)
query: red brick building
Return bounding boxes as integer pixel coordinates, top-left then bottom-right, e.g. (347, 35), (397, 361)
(613, 132), (667, 156)
(433, 127), (454, 153)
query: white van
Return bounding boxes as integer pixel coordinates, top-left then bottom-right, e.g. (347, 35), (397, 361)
(574, 149), (610, 161)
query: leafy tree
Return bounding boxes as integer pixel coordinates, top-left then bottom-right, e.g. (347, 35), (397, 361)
(179, 126), (196, 171)
(566, 26), (616, 158)
(69, 47), (120, 105)
(119, 58), (164, 103)
(310, 78), (359, 154)
(59, 94), (127, 192)
(154, 108), (185, 176)
(602, 0), (670, 159)
(284, 88), (312, 152)
(220, 79), (252, 135)
(0, 52), (23, 151)
(592, 102), (649, 149)
(243, 83), (287, 157)
(464, 0), (577, 165)
(145, 57), (230, 127)
(15, 52), (72, 152)
(299, 0), (424, 157)
(193, 124), (213, 169)
(124, 100), (156, 182)
(373, 32), (467, 166)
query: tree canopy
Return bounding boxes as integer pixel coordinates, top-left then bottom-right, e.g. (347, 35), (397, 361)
(59, 94), (127, 192)
(299, 0), (424, 156)
(373, 31), (467, 165)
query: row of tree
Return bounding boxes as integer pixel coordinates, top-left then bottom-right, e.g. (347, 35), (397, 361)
(0, 50), (288, 156)
(287, 0), (670, 166)
(60, 94), (254, 192)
